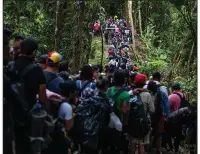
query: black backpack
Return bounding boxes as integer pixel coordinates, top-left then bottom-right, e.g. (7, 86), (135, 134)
(173, 92), (191, 125)
(128, 93), (150, 138)
(7, 62), (37, 112)
(173, 92), (190, 109)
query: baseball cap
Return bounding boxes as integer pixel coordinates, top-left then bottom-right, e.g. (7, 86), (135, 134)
(47, 51), (63, 64)
(39, 54), (48, 64)
(134, 74), (146, 84)
(172, 82), (181, 88)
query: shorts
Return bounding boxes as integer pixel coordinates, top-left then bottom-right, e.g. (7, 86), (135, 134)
(127, 129), (151, 145)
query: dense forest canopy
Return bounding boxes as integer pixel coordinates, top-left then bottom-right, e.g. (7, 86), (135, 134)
(4, 0), (197, 101)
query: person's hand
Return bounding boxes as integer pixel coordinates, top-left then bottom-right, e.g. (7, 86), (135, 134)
(46, 89), (62, 102)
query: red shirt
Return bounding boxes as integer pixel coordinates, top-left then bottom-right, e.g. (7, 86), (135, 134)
(94, 23), (100, 30)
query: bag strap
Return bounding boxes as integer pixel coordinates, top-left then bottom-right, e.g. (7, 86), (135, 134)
(108, 88), (124, 101)
(138, 92), (148, 116)
(78, 81), (91, 96)
(173, 92), (184, 106)
(19, 63), (37, 79)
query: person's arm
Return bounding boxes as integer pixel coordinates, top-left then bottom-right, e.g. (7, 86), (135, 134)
(37, 67), (49, 112)
(161, 92), (170, 117)
(122, 93), (130, 114)
(63, 104), (74, 132)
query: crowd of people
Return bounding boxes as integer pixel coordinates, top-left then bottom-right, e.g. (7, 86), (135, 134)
(3, 16), (196, 154)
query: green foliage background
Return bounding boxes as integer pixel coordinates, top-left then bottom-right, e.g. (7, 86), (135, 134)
(4, 0), (197, 101)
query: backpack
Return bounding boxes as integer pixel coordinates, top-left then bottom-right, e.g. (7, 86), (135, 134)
(7, 62), (37, 112)
(77, 80), (94, 98)
(172, 92), (191, 125)
(128, 93), (150, 138)
(173, 92), (190, 109)
(44, 72), (64, 118)
(74, 92), (110, 150)
(107, 88), (124, 117)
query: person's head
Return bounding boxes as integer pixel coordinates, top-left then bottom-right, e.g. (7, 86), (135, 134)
(92, 65), (100, 80)
(105, 65), (109, 73)
(59, 60), (69, 72)
(14, 35), (24, 49)
(96, 75), (109, 91)
(108, 65), (115, 74)
(120, 63), (126, 69)
(39, 54), (48, 69)
(59, 71), (69, 81)
(97, 64), (103, 73)
(147, 81), (157, 95)
(129, 72), (137, 84)
(109, 55), (114, 61)
(133, 65), (138, 71)
(80, 64), (93, 81)
(153, 72), (161, 82)
(114, 70), (126, 86)
(47, 51), (63, 71)
(4, 28), (12, 46)
(134, 74), (147, 88)
(3, 28), (12, 66)
(171, 82), (181, 91)
(9, 47), (14, 61)
(59, 80), (77, 103)
(20, 38), (38, 58)
(149, 76), (153, 80)
(123, 69), (130, 85)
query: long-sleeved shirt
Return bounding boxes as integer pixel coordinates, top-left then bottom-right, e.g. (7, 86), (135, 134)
(155, 89), (170, 117)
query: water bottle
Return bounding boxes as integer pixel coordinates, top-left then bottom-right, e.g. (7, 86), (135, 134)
(30, 101), (47, 137)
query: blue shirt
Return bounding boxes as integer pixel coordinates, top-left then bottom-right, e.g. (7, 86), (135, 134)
(157, 89), (170, 117)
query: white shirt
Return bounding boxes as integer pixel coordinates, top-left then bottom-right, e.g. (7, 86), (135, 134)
(58, 102), (73, 120)
(109, 59), (116, 66)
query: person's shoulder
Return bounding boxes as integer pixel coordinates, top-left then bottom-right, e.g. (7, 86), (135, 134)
(121, 90), (130, 97)
(140, 91), (151, 97)
(56, 76), (64, 82)
(60, 102), (72, 111)
(25, 63), (41, 75)
(76, 80), (81, 83)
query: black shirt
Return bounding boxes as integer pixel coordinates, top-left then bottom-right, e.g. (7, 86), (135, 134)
(14, 56), (46, 107)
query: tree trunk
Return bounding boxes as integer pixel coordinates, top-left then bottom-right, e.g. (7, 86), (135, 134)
(54, 0), (60, 50)
(187, 40), (195, 72)
(138, 0), (143, 36)
(128, 0), (136, 51)
(124, 0), (129, 20)
(72, 0), (85, 73)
